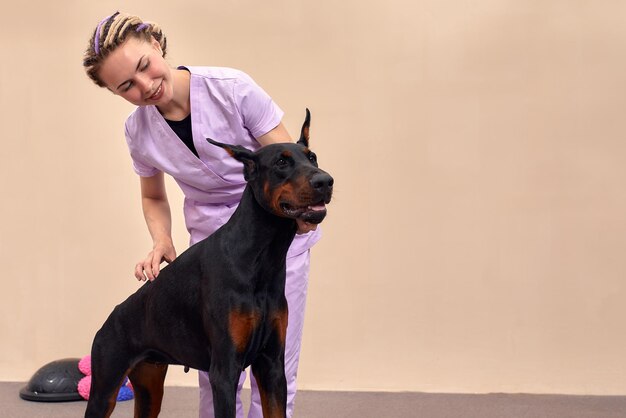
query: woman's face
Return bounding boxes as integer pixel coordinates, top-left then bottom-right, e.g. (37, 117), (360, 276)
(98, 37), (173, 107)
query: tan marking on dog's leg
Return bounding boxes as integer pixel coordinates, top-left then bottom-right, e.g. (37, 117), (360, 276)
(252, 369), (287, 418)
(272, 308), (289, 347)
(257, 383), (285, 418)
(102, 370), (131, 418)
(128, 361), (168, 418)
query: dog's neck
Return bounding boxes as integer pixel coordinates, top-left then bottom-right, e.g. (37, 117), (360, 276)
(221, 185), (297, 257)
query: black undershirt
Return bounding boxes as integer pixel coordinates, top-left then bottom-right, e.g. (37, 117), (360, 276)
(165, 114), (198, 157)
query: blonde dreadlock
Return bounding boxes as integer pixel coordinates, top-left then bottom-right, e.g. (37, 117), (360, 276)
(83, 12), (168, 87)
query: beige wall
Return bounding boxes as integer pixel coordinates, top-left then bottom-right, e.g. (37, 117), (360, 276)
(1, 0), (626, 395)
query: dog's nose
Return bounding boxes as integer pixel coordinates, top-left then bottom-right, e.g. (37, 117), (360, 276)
(311, 173), (334, 191)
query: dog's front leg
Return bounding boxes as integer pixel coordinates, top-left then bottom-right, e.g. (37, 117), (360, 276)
(251, 352), (287, 418)
(208, 350), (242, 418)
(251, 308), (288, 418)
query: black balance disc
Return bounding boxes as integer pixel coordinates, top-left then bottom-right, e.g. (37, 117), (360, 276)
(19, 358), (84, 402)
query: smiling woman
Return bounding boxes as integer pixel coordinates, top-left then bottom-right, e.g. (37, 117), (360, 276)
(98, 37), (180, 109)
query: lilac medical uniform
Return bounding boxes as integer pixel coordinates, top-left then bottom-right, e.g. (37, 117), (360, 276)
(124, 66), (320, 418)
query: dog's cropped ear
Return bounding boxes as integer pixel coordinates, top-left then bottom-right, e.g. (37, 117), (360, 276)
(297, 108), (311, 147)
(207, 138), (258, 181)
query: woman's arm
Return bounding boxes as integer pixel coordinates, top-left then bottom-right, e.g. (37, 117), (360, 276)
(135, 171), (177, 281)
(256, 122), (292, 145)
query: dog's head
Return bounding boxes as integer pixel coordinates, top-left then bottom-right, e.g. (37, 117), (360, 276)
(207, 109), (333, 224)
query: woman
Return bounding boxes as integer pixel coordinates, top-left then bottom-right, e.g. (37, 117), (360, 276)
(83, 11), (320, 418)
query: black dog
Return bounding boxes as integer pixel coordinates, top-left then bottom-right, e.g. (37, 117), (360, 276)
(84, 109), (333, 418)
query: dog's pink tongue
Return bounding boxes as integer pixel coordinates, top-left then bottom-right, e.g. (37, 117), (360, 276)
(308, 203), (326, 211)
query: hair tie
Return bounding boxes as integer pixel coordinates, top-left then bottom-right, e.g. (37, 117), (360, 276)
(94, 15), (113, 55)
(135, 23), (149, 32)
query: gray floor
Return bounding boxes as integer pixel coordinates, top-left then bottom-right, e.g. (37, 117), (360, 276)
(3, 382), (626, 417)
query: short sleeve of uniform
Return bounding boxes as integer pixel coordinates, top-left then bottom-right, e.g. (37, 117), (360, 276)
(233, 71), (284, 139)
(124, 122), (160, 177)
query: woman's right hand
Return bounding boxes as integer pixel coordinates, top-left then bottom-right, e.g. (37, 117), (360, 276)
(135, 241), (177, 281)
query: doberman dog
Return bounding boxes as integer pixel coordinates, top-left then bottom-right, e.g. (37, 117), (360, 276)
(84, 109), (333, 418)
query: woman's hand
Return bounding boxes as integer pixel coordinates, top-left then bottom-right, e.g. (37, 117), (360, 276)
(296, 219), (317, 234)
(135, 241), (177, 281)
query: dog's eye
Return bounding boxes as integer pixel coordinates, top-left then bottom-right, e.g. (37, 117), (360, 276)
(276, 158), (288, 168)
(308, 152), (317, 163)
